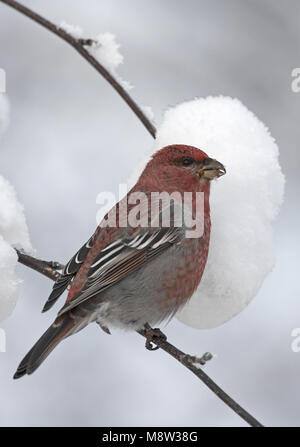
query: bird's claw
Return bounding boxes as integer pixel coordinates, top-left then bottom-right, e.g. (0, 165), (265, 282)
(144, 324), (167, 351)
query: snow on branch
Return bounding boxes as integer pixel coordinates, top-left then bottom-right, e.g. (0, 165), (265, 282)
(0, 95), (33, 321)
(0, 0), (156, 137)
(59, 22), (132, 91)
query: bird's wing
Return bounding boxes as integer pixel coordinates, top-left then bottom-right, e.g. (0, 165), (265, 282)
(57, 226), (184, 317)
(42, 235), (94, 312)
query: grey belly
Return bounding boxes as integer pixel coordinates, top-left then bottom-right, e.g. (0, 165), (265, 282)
(88, 242), (194, 330)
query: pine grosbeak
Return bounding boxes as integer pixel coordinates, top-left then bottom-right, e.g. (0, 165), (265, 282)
(14, 144), (225, 378)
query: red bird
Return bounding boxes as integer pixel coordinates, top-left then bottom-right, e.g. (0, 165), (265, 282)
(14, 144), (225, 378)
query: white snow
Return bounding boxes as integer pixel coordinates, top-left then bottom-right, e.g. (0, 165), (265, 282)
(0, 176), (32, 253)
(0, 95), (32, 322)
(142, 105), (155, 122)
(0, 238), (19, 322)
(89, 32), (123, 73)
(58, 22), (132, 91)
(0, 94), (9, 137)
(88, 32), (132, 91)
(129, 96), (285, 328)
(59, 21), (83, 39)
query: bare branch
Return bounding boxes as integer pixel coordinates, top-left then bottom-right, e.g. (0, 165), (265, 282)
(0, 0), (156, 138)
(1, 0), (264, 428)
(16, 249), (61, 281)
(137, 328), (263, 427)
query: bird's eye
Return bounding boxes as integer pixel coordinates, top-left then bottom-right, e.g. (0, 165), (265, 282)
(182, 157), (194, 166)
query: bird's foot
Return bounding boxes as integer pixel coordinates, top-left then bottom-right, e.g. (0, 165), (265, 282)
(143, 323), (167, 351)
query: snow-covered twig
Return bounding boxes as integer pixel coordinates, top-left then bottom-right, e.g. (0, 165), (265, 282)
(0, 0), (156, 138)
(0, 0), (264, 428)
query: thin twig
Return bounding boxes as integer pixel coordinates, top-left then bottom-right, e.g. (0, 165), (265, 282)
(16, 249), (61, 281)
(0, 0), (156, 138)
(137, 328), (263, 427)
(1, 0), (264, 428)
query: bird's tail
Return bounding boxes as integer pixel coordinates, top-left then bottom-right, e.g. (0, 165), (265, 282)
(13, 313), (79, 379)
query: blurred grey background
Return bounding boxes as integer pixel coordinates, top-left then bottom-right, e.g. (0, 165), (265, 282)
(0, 0), (299, 427)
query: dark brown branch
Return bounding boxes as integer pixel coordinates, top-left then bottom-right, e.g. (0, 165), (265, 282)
(0, 0), (156, 138)
(1, 0), (264, 428)
(16, 249), (61, 281)
(137, 328), (263, 427)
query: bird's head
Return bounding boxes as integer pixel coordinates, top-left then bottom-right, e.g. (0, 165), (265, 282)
(141, 144), (226, 191)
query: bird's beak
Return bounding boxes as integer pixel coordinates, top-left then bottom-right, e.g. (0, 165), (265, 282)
(197, 158), (226, 180)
